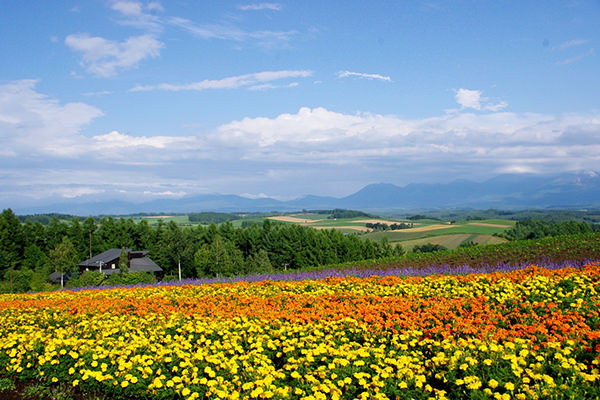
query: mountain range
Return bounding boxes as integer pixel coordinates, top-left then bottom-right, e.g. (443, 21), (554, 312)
(12, 171), (600, 215)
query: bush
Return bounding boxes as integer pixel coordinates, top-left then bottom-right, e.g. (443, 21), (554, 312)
(411, 243), (447, 253)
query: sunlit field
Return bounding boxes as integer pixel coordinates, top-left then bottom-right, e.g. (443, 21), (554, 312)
(1, 262), (600, 399)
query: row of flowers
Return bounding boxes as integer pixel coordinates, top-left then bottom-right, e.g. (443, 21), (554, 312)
(1, 262), (600, 399)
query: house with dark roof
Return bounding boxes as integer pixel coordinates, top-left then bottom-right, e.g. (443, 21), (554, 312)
(78, 248), (163, 276)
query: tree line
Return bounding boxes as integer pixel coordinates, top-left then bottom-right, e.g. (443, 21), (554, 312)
(499, 218), (597, 241)
(365, 222), (413, 231)
(0, 209), (404, 293)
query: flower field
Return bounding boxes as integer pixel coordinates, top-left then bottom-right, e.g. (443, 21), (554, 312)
(1, 263), (600, 399)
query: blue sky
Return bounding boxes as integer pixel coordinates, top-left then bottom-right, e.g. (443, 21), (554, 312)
(1, 1), (599, 209)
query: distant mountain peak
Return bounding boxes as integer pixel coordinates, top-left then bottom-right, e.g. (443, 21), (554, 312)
(10, 171), (600, 215)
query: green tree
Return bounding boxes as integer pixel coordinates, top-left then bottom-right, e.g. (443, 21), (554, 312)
(119, 247), (129, 274)
(412, 243), (447, 253)
(0, 208), (25, 276)
(49, 237), (79, 288)
(194, 236), (244, 277)
(22, 244), (49, 270)
(248, 249), (274, 275)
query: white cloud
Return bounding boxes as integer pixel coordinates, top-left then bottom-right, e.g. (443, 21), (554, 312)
(484, 101), (508, 112)
(454, 88), (482, 110)
(249, 82), (299, 91)
(556, 48), (595, 65)
(212, 107), (600, 174)
(0, 80), (103, 156)
(111, 1), (143, 16)
(166, 16), (296, 48)
(92, 130), (195, 150)
(142, 190), (186, 197)
(65, 34), (164, 77)
(130, 70), (312, 91)
(238, 3), (282, 11)
(337, 70), (392, 82)
(552, 38), (587, 51)
(147, 2), (164, 12)
(57, 186), (105, 198)
(82, 90), (113, 97)
(454, 88), (508, 112)
(3, 80), (599, 206)
(110, 0), (164, 31)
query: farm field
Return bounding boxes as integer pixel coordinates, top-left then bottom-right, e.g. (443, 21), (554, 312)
(363, 220), (515, 249)
(130, 215), (193, 226)
(394, 233), (506, 252)
(1, 260), (600, 399)
(265, 214), (515, 249)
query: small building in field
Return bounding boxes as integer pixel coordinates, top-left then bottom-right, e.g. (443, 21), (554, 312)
(77, 248), (162, 276)
(49, 271), (72, 284)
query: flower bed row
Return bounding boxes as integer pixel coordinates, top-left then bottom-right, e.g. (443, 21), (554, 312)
(1, 263), (600, 399)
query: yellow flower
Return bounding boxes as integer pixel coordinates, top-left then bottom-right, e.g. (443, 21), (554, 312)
(505, 382), (515, 391)
(489, 379), (499, 389)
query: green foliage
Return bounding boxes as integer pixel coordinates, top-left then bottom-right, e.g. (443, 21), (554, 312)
(17, 213), (80, 225)
(320, 233), (600, 273)
(119, 247), (129, 274)
(104, 271), (156, 286)
(248, 249), (274, 274)
(188, 212), (240, 224)
(67, 270), (105, 288)
(0, 377), (16, 391)
(0, 268), (33, 293)
(328, 209), (374, 219)
(366, 222), (413, 231)
(407, 214), (442, 221)
(501, 218), (592, 240)
(411, 243), (447, 253)
(0, 208), (25, 275)
(6, 207), (600, 292)
(195, 236), (245, 277)
(49, 236), (79, 275)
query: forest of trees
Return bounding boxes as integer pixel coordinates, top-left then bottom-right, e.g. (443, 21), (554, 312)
(0, 208), (403, 293)
(500, 218), (596, 241)
(366, 222), (413, 231)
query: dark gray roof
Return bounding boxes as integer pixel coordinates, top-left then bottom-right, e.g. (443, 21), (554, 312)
(78, 248), (162, 274)
(49, 271), (71, 283)
(130, 257), (162, 273)
(78, 249), (122, 268)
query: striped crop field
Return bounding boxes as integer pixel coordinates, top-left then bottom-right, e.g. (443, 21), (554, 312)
(1, 261), (600, 399)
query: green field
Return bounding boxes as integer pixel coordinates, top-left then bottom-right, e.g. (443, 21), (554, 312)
(262, 214), (515, 250)
(119, 212), (517, 250)
(129, 215), (193, 226)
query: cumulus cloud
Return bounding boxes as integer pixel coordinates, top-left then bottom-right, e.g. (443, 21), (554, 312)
(130, 70), (312, 91)
(212, 107), (600, 175)
(454, 88), (507, 112)
(0, 80), (103, 156)
(65, 33), (164, 77)
(454, 88), (482, 110)
(3, 80), (599, 206)
(337, 70), (391, 82)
